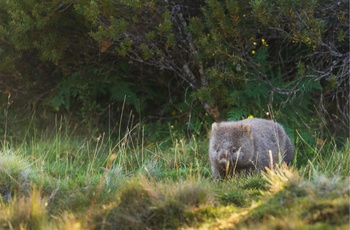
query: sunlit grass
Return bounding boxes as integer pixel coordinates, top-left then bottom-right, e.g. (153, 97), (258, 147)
(0, 117), (349, 229)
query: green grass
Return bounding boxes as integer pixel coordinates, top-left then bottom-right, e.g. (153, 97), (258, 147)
(0, 119), (349, 229)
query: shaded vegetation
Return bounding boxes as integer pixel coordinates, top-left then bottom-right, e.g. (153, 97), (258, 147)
(0, 0), (348, 143)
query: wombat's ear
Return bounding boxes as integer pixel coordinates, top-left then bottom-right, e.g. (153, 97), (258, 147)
(211, 122), (219, 131)
(241, 124), (251, 135)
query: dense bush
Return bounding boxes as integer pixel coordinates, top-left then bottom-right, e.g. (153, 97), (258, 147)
(0, 0), (348, 143)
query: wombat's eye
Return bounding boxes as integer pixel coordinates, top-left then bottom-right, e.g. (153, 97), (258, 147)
(230, 147), (237, 153)
(213, 144), (219, 151)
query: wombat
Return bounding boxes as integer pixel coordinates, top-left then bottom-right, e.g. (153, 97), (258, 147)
(209, 118), (294, 178)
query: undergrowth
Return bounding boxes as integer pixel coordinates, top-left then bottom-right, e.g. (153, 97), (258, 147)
(0, 118), (349, 229)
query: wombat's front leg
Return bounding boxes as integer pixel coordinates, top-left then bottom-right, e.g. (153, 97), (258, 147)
(210, 160), (226, 179)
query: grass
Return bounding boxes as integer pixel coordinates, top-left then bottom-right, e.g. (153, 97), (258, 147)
(0, 117), (349, 229)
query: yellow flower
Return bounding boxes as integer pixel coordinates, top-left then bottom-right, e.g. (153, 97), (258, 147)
(261, 38), (268, 46)
(252, 50), (255, 54)
(247, 115), (254, 119)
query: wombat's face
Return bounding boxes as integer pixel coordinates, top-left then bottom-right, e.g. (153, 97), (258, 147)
(210, 122), (254, 170)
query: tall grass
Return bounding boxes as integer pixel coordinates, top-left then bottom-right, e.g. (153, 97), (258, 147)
(0, 116), (349, 229)
(302, 139), (350, 178)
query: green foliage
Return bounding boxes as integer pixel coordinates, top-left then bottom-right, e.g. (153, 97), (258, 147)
(189, 0), (348, 145)
(0, 0), (79, 61)
(43, 65), (147, 128)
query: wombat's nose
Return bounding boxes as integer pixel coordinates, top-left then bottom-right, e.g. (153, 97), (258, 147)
(219, 158), (227, 165)
(219, 150), (229, 166)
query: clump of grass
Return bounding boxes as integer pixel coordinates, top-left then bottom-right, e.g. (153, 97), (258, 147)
(216, 174), (266, 207)
(92, 176), (216, 229)
(0, 188), (86, 230)
(236, 161), (349, 229)
(55, 212), (83, 230)
(0, 187), (48, 230)
(219, 187), (248, 207)
(0, 148), (33, 198)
